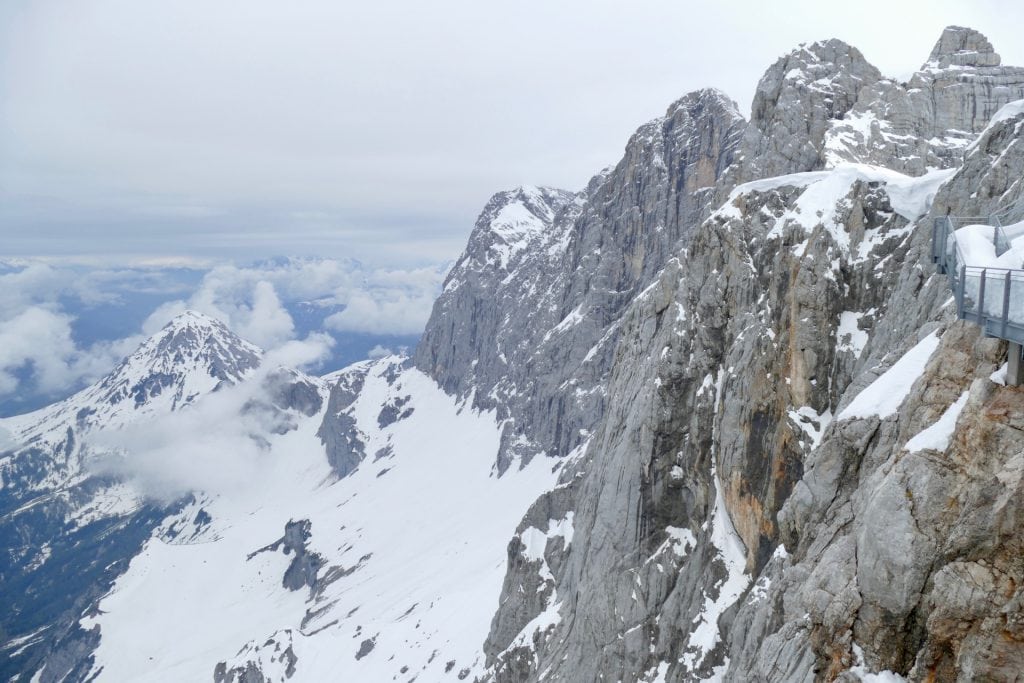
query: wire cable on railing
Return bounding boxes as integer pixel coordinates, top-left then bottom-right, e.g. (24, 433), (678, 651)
(992, 192), (1024, 224)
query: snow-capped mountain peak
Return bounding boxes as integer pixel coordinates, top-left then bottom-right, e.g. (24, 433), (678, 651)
(96, 310), (262, 413)
(0, 311), (262, 479)
(77, 311), (256, 417)
(462, 185), (578, 270)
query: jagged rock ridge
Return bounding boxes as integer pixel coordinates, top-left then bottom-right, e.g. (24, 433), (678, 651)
(416, 88), (746, 472)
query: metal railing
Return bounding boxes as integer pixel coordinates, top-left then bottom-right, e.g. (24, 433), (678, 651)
(933, 214), (1024, 346)
(992, 215), (1012, 257)
(992, 192), (1024, 226)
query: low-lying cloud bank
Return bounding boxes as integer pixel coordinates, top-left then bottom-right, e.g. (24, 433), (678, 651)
(0, 264), (154, 400)
(0, 257), (447, 413)
(86, 345), (334, 502)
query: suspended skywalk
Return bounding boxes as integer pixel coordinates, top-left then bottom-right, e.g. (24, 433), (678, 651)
(932, 203), (1024, 384)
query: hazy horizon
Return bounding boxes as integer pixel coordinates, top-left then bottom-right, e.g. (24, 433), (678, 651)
(4, 1), (1024, 266)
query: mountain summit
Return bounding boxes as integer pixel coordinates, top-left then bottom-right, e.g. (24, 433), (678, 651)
(926, 25), (1001, 68)
(1, 310), (261, 454)
(0, 311), (266, 681)
(92, 310), (261, 417)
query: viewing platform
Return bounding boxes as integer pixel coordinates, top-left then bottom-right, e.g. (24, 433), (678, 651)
(932, 208), (1024, 385)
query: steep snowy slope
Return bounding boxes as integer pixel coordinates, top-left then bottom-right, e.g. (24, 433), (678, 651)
(0, 311), (262, 681)
(79, 358), (563, 682)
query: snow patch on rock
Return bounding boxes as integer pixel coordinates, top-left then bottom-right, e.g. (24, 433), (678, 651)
(838, 333), (940, 421)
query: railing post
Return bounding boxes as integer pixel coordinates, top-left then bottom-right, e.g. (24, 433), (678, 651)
(1009, 342), (1024, 386)
(958, 265), (967, 319)
(978, 269), (987, 324)
(947, 222), (958, 285)
(945, 218), (953, 272)
(1002, 270), (1012, 339)
(992, 214), (1011, 257)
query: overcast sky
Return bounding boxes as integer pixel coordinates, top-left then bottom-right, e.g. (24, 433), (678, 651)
(3, 0), (1024, 266)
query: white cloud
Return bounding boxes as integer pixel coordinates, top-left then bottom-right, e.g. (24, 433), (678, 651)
(326, 265), (445, 335)
(0, 307), (81, 394)
(263, 332), (335, 370)
(85, 345), (329, 502)
(0, 262), (188, 319)
(87, 374), (273, 502)
(148, 258), (445, 340)
(367, 345), (393, 360)
(326, 291), (430, 335)
(0, 306), (140, 399)
(0, 257), (443, 410)
(0, 264), (73, 319)
(144, 269), (297, 349)
(217, 279), (294, 350)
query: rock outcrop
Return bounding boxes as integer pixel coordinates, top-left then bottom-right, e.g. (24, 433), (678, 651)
(423, 26), (1024, 683)
(416, 88), (746, 472)
(725, 39), (882, 185)
(823, 26), (1024, 175)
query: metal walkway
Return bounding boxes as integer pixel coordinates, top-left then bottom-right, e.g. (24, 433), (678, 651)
(932, 209), (1024, 384)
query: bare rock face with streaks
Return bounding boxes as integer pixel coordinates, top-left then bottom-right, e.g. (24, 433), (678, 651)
(416, 88), (745, 472)
(723, 39), (881, 186)
(459, 26), (1024, 683)
(727, 99), (1024, 683)
(824, 26), (1024, 175)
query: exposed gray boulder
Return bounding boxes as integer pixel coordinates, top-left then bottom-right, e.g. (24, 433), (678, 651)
(248, 519), (325, 594)
(316, 366), (368, 478)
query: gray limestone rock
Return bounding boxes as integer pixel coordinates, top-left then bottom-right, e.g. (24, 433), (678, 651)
(926, 26), (1001, 69)
(214, 631), (299, 683)
(265, 368), (323, 417)
(825, 26), (1024, 175)
(248, 520), (325, 594)
(723, 39), (881, 187)
(451, 25), (1024, 683)
(416, 88), (746, 474)
(316, 367), (368, 478)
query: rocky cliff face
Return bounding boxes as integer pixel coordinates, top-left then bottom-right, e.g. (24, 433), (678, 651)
(728, 95), (1024, 683)
(411, 26), (1024, 682)
(825, 26), (1024, 176)
(415, 88), (746, 472)
(725, 39), (881, 185)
